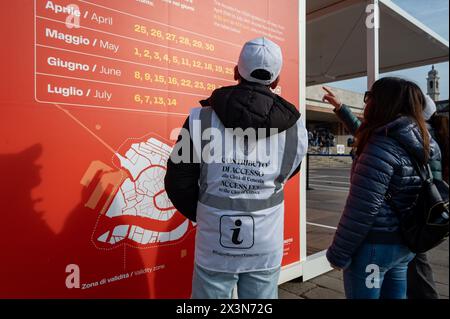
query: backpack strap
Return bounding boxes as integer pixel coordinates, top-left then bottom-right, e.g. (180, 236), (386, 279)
(409, 155), (433, 183)
(384, 131), (433, 206)
(385, 159), (432, 200)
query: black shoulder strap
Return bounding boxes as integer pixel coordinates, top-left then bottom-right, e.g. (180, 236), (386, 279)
(384, 131), (432, 206)
(385, 130), (432, 183)
(410, 156), (433, 183)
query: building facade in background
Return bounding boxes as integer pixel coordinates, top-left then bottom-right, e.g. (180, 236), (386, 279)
(305, 66), (448, 153)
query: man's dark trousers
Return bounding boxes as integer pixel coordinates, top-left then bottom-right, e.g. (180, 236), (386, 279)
(407, 253), (439, 299)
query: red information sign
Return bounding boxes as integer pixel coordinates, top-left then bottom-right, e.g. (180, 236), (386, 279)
(0, 0), (300, 298)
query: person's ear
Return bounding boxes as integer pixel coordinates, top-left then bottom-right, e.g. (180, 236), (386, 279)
(270, 76), (280, 90)
(234, 66), (241, 82)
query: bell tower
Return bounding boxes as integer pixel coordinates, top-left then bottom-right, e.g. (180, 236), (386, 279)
(427, 65), (440, 102)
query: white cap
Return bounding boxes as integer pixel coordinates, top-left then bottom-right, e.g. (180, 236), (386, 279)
(423, 95), (437, 121)
(237, 37), (283, 85)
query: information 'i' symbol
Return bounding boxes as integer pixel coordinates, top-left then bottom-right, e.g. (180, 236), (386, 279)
(231, 219), (243, 245)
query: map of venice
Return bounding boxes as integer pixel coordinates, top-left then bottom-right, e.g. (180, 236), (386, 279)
(82, 136), (193, 250)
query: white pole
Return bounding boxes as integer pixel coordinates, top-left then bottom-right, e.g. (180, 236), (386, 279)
(366, 0), (380, 89)
(299, 0), (307, 265)
(278, 0), (306, 285)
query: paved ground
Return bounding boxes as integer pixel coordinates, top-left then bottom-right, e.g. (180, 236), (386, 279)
(279, 164), (449, 299)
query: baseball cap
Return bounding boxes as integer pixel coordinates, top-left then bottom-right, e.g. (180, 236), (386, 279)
(237, 37), (283, 86)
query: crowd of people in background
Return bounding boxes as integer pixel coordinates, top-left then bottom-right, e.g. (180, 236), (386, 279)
(308, 129), (336, 154)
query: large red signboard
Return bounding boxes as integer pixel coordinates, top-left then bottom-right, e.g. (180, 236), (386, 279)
(0, 0), (300, 298)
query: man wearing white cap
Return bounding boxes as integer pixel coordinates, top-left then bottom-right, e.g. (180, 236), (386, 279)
(165, 37), (308, 299)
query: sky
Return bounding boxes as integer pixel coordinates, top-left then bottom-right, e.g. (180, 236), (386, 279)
(329, 0), (449, 100)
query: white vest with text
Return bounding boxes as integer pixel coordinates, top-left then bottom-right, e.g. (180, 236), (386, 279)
(189, 107), (308, 273)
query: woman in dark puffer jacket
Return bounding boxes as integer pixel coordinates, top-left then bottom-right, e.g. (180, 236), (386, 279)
(324, 88), (448, 299)
(324, 77), (441, 299)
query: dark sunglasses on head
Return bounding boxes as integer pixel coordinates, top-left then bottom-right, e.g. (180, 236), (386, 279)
(364, 91), (373, 103)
